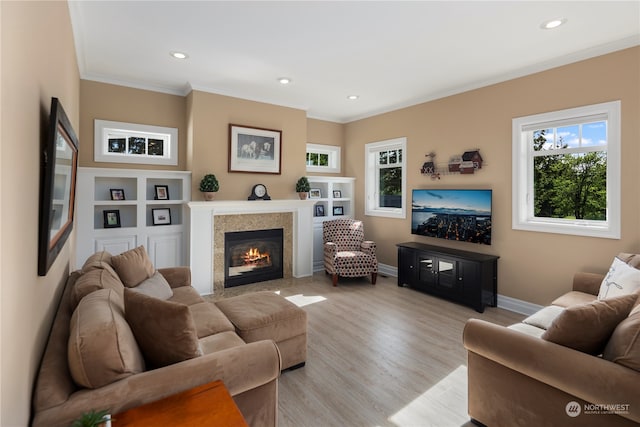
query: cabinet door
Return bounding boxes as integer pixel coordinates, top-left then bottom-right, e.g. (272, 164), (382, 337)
(435, 258), (459, 290)
(397, 247), (416, 285)
(416, 255), (438, 289)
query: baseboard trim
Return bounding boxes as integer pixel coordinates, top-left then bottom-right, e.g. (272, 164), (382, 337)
(496, 295), (543, 316)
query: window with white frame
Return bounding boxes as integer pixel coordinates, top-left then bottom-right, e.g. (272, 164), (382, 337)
(94, 119), (178, 166)
(365, 137), (407, 218)
(512, 101), (620, 239)
(306, 143), (341, 173)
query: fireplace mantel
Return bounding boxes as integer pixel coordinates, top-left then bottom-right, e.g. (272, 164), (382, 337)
(188, 199), (316, 295)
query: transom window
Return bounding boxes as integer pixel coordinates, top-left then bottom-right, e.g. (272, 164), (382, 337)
(365, 137), (407, 218)
(306, 143), (340, 173)
(512, 101), (620, 239)
(94, 119), (178, 166)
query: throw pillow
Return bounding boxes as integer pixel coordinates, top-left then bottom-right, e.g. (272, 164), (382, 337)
(128, 271), (173, 300)
(124, 288), (202, 368)
(68, 289), (145, 389)
(598, 257), (640, 300)
(541, 293), (638, 354)
(111, 246), (155, 287)
(603, 310), (640, 372)
(68, 267), (125, 311)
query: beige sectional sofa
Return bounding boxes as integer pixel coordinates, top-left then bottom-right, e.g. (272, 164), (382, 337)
(463, 253), (640, 427)
(32, 248), (299, 426)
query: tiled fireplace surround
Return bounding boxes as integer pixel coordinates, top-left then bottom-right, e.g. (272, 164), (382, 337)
(188, 200), (316, 295)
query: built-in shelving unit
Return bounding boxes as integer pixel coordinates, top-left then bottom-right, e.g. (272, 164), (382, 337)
(76, 167), (191, 269)
(308, 176), (355, 271)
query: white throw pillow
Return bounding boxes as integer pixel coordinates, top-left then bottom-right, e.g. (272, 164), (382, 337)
(598, 257), (640, 300)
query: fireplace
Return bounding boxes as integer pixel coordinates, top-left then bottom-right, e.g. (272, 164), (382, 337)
(224, 228), (284, 287)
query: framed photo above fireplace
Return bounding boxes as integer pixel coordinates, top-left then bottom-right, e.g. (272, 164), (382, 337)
(229, 124), (282, 174)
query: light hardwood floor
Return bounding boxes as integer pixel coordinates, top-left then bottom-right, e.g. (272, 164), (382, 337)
(215, 273), (524, 427)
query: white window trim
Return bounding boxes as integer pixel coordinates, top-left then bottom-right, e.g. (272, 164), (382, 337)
(365, 137), (407, 219)
(512, 101), (621, 239)
(306, 143), (341, 173)
(94, 119), (178, 166)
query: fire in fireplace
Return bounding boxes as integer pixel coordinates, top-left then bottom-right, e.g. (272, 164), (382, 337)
(224, 228), (283, 287)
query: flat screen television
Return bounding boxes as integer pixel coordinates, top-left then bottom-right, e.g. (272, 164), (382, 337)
(411, 189), (492, 245)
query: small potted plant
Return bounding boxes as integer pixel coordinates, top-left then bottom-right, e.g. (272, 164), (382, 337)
(71, 409), (111, 427)
(199, 173), (219, 201)
(295, 176), (310, 200)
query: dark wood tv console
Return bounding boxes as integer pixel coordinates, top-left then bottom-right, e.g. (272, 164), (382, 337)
(397, 242), (498, 312)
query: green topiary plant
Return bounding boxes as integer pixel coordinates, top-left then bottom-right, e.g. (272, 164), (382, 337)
(295, 176), (310, 193)
(199, 174), (219, 192)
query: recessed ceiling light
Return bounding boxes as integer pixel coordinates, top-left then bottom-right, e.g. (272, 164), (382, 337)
(540, 18), (567, 30)
(170, 51), (188, 59)
(278, 77), (291, 84)
(347, 95), (359, 100)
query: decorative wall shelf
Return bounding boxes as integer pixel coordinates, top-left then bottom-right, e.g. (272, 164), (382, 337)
(420, 150), (485, 179)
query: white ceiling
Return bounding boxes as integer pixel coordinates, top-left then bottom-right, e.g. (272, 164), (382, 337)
(69, 1), (640, 123)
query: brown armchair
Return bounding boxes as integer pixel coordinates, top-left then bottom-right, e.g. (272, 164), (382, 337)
(323, 218), (378, 286)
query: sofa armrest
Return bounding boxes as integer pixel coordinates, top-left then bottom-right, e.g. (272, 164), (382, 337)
(572, 272), (604, 296)
(463, 319), (640, 423)
(324, 242), (337, 257)
(158, 267), (191, 288)
(32, 339), (281, 427)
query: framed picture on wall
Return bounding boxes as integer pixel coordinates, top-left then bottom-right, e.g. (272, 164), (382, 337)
(228, 124), (282, 174)
(333, 206), (344, 216)
(315, 204), (325, 217)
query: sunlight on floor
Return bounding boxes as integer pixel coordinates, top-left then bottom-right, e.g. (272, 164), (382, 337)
(282, 293), (328, 307)
(388, 365), (468, 427)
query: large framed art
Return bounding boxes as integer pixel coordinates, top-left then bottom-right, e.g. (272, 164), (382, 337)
(228, 124), (282, 174)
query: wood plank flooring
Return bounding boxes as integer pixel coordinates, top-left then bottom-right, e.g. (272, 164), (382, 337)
(212, 273), (524, 427)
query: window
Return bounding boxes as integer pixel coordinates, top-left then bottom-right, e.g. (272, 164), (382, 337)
(94, 119), (178, 166)
(306, 143), (340, 173)
(512, 101), (620, 239)
(365, 137), (407, 218)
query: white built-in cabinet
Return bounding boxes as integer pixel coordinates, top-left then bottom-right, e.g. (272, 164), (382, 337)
(76, 167), (191, 269)
(308, 176), (355, 271)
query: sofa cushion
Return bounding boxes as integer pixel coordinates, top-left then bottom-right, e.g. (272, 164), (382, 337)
(124, 289), (202, 368)
(541, 293), (638, 354)
(111, 246), (155, 287)
(189, 302), (235, 338)
(522, 305), (564, 330)
(597, 256), (640, 300)
(603, 309), (640, 372)
(128, 271), (173, 300)
(551, 291), (596, 308)
(199, 331), (246, 355)
(69, 267), (124, 310)
(507, 322), (546, 338)
(169, 286), (205, 306)
(68, 289), (145, 389)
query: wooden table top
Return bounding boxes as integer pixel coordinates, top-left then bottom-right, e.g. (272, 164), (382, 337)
(112, 380), (248, 426)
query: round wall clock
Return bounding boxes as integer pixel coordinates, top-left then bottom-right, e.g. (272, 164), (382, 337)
(248, 184), (271, 200)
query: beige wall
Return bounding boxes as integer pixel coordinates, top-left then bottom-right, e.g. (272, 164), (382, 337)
(79, 80), (187, 170)
(188, 90), (308, 200)
(1, 1), (80, 425)
(345, 46), (640, 305)
(306, 118), (345, 176)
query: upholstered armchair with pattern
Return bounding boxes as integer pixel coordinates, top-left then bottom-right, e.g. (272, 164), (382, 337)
(323, 218), (378, 286)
